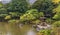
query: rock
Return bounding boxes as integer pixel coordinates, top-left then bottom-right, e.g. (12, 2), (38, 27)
(36, 24), (51, 31)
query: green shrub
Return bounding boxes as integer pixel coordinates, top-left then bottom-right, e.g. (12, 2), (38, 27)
(45, 18), (52, 24)
(5, 15), (11, 20)
(38, 30), (51, 35)
(8, 19), (20, 23)
(52, 21), (60, 27)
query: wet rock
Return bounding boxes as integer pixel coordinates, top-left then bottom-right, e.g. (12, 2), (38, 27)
(36, 24), (51, 31)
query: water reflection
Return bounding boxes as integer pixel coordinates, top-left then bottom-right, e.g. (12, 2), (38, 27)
(0, 22), (37, 35)
(27, 29), (36, 35)
(6, 32), (11, 35)
(0, 31), (2, 35)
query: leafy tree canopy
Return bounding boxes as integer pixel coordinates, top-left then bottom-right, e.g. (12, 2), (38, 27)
(6, 0), (28, 13)
(20, 9), (44, 22)
(20, 9), (38, 21)
(52, 21), (60, 27)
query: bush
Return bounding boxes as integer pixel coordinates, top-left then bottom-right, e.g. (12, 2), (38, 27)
(37, 29), (51, 35)
(20, 9), (39, 22)
(53, 13), (60, 20)
(32, 19), (41, 24)
(45, 18), (52, 24)
(5, 15), (11, 20)
(52, 21), (60, 27)
(8, 19), (20, 23)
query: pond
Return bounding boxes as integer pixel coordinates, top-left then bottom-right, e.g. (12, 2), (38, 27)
(0, 22), (37, 35)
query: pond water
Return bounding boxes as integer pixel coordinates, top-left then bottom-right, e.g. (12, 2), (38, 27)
(0, 22), (37, 35)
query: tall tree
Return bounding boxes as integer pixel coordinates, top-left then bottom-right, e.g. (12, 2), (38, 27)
(6, 0), (28, 13)
(0, 3), (8, 21)
(32, 0), (57, 18)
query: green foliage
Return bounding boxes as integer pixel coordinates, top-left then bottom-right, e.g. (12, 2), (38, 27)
(0, 8), (7, 14)
(0, 14), (8, 21)
(32, 0), (58, 18)
(7, 0), (28, 13)
(5, 15), (11, 20)
(53, 5), (60, 13)
(0, 0), (59, 24)
(20, 9), (44, 22)
(53, 13), (60, 20)
(9, 12), (21, 17)
(46, 18), (52, 23)
(31, 19), (41, 24)
(0, 14), (8, 17)
(53, 5), (60, 20)
(32, 0), (55, 12)
(52, 21), (60, 27)
(0, 0), (60, 35)
(20, 9), (38, 21)
(8, 19), (20, 23)
(39, 12), (44, 17)
(0, 3), (7, 14)
(38, 30), (51, 35)
(0, 3), (3, 7)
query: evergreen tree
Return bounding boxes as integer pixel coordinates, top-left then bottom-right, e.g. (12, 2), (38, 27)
(6, 0), (28, 13)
